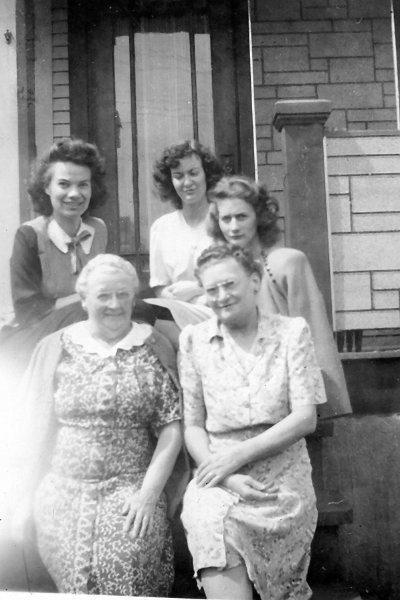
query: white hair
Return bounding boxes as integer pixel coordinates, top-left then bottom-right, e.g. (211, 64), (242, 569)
(76, 253), (140, 298)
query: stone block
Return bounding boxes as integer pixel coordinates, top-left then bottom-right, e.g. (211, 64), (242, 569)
(329, 155), (400, 175)
(317, 83), (382, 109)
(303, 6), (347, 20)
(384, 96), (396, 109)
(257, 151), (267, 166)
(373, 18), (392, 43)
(53, 98), (70, 111)
(375, 44), (394, 69)
(327, 134), (400, 155)
(331, 231), (400, 272)
(353, 214), (400, 232)
(328, 176), (350, 195)
(373, 290), (399, 310)
(53, 123), (70, 138)
(251, 21), (332, 34)
(366, 121), (397, 130)
(310, 58), (328, 70)
(257, 164), (284, 192)
(373, 271), (400, 290)
(375, 68), (394, 82)
(333, 19), (372, 32)
(52, 34), (68, 47)
(348, 122), (367, 130)
(267, 150), (283, 165)
(262, 46), (309, 72)
(328, 156), (399, 175)
(277, 85), (316, 98)
(255, 0), (301, 21)
(272, 127), (283, 150)
(254, 86), (277, 99)
(53, 72), (69, 86)
(252, 47), (261, 60)
(264, 72), (328, 85)
(252, 34), (307, 47)
(352, 175), (400, 213)
(348, 0), (391, 19)
(52, 46), (68, 59)
(53, 85), (69, 99)
(257, 124), (272, 137)
(310, 32), (373, 58)
(328, 195), (352, 233)
(326, 109), (347, 130)
(255, 99), (276, 124)
(346, 109), (396, 122)
(53, 59), (68, 72)
(383, 82), (395, 95)
(330, 58), (374, 83)
(52, 20), (68, 34)
(53, 111), (70, 125)
(52, 8), (67, 21)
(253, 59), (262, 85)
(335, 309), (399, 330)
(257, 137), (273, 151)
(333, 272), (372, 311)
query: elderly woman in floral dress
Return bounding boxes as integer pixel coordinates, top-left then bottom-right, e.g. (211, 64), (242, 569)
(179, 243), (327, 600)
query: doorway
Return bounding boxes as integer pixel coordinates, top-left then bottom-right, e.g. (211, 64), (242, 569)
(68, 0), (254, 278)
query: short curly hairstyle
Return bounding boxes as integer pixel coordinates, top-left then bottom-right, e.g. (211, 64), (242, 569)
(152, 139), (223, 209)
(207, 175), (280, 249)
(28, 138), (107, 216)
(195, 242), (263, 284)
(76, 253), (139, 298)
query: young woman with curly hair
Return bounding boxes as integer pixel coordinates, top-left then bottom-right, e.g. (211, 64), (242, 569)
(150, 139), (223, 303)
(207, 175), (351, 418)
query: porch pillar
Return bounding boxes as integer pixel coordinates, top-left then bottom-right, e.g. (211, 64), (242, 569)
(273, 99), (333, 323)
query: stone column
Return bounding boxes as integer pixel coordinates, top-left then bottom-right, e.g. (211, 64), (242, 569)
(273, 99), (333, 322)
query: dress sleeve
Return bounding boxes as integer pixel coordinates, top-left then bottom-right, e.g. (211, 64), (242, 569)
(268, 248), (351, 418)
(149, 219), (171, 288)
(151, 359), (181, 433)
(287, 317), (327, 410)
(178, 325), (206, 428)
(10, 225), (55, 325)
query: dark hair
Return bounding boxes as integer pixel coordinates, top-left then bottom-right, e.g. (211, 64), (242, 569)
(152, 139), (223, 209)
(207, 175), (280, 249)
(195, 242), (263, 284)
(28, 138), (107, 216)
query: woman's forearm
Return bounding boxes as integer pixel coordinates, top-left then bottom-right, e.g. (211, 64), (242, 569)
(184, 425), (211, 466)
(139, 421), (182, 499)
(235, 406), (316, 469)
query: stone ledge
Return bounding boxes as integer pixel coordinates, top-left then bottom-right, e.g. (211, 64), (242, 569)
(273, 99), (332, 131)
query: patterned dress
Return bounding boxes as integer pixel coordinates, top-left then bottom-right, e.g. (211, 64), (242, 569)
(179, 314), (327, 600)
(33, 323), (181, 595)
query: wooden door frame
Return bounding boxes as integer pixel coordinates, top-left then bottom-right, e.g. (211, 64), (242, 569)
(68, 0), (255, 256)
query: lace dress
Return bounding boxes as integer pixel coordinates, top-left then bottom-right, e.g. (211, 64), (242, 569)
(33, 327), (181, 595)
(179, 314), (327, 600)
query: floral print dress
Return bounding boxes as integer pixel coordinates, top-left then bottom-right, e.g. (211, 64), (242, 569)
(179, 314), (327, 600)
(33, 323), (181, 596)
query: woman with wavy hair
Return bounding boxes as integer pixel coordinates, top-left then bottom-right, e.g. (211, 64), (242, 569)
(207, 175), (350, 418)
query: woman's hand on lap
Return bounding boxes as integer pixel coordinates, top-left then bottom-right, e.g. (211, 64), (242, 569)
(195, 447), (245, 487)
(122, 492), (158, 539)
(222, 474), (279, 502)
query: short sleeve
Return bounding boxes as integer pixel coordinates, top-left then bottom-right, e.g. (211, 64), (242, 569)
(151, 359), (181, 434)
(178, 325), (206, 428)
(149, 219), (171, 288)
(287, 317), (327, 410)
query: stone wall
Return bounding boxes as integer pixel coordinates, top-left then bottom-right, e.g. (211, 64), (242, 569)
(252, 0), (396, 202)
(327, 132), (400, 334)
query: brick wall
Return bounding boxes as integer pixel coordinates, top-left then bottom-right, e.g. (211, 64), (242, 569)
(252, 0), (396, 200)
(52, 0), (70, 139)
(327, 131), (400, 334)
